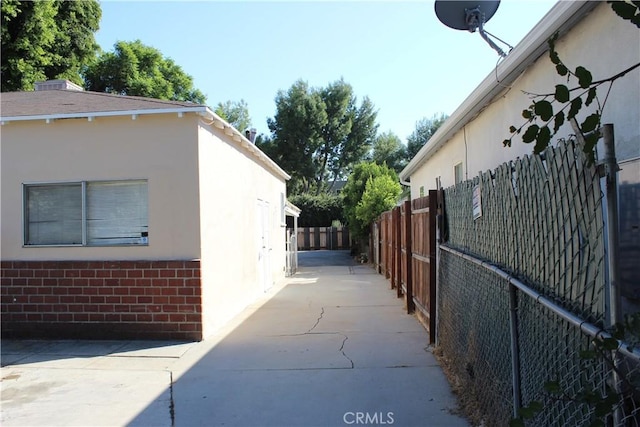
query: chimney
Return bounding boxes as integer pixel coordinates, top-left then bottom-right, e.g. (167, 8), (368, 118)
(35, 79), (84, 92)
(245, 128), (258, 143)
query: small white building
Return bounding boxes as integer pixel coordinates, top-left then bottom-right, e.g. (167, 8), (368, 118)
(1, 81), (292, 340)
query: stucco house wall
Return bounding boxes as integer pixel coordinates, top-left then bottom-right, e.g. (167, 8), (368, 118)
(1, 90), (290, 340)
(1, 114), (202, 261)
(405, 2), (639, 195)
(197, 123), (287, 336)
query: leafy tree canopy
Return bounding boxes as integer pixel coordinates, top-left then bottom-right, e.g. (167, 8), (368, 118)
(83, 40), (206, 103)
(406, 113), (448, 161)
(342, 161), (398, 239)
(356, 175), (402, 227)
(1, 0), (101, 91)
(258, 78), (378, 195)
(370, 131), (407, 174)
(215, 99), (252, 133)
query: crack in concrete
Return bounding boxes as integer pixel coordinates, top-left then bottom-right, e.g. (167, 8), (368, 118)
(307, 307), (325, 333)
(267, 307), (355, 369)
(338, 334), (354, 369)
(168, 370), (175, 427)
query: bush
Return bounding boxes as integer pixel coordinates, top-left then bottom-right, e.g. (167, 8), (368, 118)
(342, 161), (399, 239)
(288, 193), (345, 227)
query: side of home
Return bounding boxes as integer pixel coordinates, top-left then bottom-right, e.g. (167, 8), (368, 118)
(401, 2), (639, 193)
(1, 86), (291, 340)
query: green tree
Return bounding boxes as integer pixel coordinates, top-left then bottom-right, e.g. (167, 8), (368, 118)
(406, 113), (448, 161)
(504, 1), (640, 162)
(370, 131), (407, 173)
(356, 175), (402, 226)
(1, 0), (101, 91)
(342, 161), (399, 239)
(83, 40), (206, 103)
(259, 80), (325, 195)
(215, 99), (252, 132)
(261, 78), (378, 195)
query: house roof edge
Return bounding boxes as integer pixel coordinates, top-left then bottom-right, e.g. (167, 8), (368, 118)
(399, 0), (598, 183)
(200, 108), (292, 182)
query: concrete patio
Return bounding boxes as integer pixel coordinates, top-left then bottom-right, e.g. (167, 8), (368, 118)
(1, 251), (468, 426)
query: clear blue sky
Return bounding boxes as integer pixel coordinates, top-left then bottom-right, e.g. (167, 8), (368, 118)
(95, 0), (557, 142)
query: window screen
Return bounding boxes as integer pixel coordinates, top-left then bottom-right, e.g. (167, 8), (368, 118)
(87, 181), (148, 246)
(24, 180), (148, 246)
(25, 184), (83, 245)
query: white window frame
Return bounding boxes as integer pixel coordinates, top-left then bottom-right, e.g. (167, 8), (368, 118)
(454, 162), (464, 185)
(23, 179), (148, 247)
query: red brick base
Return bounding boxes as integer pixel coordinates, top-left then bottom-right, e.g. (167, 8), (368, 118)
(1, 260), (202, 340)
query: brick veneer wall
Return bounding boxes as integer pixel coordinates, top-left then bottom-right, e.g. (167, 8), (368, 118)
(1, 260), (202, 340)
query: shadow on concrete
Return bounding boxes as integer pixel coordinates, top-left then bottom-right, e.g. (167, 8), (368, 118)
(1, 262), (468, 426)
(0, 339), (192, 367)
(126, 263), (469, 427)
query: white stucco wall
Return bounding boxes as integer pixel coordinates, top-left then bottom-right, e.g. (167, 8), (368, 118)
(197, 122), (288, 337)
(0, 113), (202, 260)
(410, 2), (640, 196)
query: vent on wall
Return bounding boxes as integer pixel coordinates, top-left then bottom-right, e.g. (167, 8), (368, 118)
(34, 80), (84, 92)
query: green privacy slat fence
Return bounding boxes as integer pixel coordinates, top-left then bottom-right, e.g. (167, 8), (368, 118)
(438, 139), (640, 426)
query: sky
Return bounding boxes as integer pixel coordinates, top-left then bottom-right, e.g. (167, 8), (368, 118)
(95, 0), (558, 142)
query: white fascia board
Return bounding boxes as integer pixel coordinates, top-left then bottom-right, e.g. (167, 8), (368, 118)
(399, 1), (597, 183)
(200, 108), (292, 182)
(285, 201), (302, 217)
(0, 106), (209, 123)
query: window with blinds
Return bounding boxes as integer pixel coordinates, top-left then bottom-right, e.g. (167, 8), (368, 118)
(24, 180), (148, 246)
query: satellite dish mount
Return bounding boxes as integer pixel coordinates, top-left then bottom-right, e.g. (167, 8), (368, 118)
(435, 1), (512, 58)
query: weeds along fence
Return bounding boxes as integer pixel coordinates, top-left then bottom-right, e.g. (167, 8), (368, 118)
(438, 136), (640, 426)
(296, 226), (350, 251)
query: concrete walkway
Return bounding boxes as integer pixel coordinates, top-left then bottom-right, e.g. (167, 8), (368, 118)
(1, 251), (469, 427)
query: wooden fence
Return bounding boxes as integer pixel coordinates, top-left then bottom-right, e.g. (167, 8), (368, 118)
(296, 226), (350, 250)
(374, 191), (439, 343)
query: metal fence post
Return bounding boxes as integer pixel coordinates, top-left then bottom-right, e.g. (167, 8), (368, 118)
(509, 283), (522, 418)
(603, 124), (622, 328)
(602, 124), (623, 426)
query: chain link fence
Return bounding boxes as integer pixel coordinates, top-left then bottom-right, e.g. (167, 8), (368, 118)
(437, 139), (640, 426)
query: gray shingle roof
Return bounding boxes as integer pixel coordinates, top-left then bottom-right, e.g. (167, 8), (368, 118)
(1, 89), (205, 118)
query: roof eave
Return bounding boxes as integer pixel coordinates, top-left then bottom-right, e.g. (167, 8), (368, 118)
(200, 108), (292, 182)
(0, 106), (209, 124)
(1, 104), (292, 182)
(399, 0), (598, 183)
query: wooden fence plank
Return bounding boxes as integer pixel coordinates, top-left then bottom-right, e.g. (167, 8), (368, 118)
(404, 200), (415, 313)
(295, 227), (350, 250)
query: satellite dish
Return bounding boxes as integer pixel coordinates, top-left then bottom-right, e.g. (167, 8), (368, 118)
(434, 0), (509, 57)
(435, 1), (500, 32)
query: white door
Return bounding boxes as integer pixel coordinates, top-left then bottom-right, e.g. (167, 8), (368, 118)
(257, 200), (272, 292)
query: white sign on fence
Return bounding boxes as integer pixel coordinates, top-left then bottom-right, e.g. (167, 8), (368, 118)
(473, 185), (482, 220)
